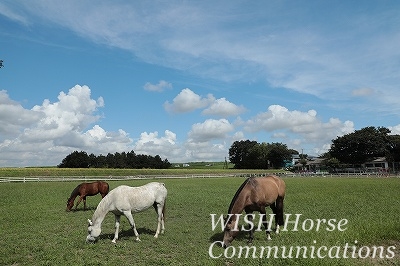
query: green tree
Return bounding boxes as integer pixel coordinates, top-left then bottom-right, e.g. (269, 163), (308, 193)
(229, 140), (293, 169)
(328, 126), (391, 165)
(247, 142), (268, 169)
(58, 150), (171, 169)
(229, 140), (258, 169)
(266, 142), (292, 169)
(58, 151), (89, 168)
(386, 135), (400, 165)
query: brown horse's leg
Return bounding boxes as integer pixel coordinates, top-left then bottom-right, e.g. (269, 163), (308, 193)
(260, 209), (272, 240)
(244, 209), (255, 244)
(83, 197), (87, 210)
(270, 203), (278, 231)
(75, 196), (83, 210)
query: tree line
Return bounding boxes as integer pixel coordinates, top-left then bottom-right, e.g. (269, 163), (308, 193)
(58, 150), (171, 169)
(58, 126), (400, 170)
(228, 126), (400, 170)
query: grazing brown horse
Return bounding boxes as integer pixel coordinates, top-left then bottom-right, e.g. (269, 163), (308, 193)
(222, 175), (285, 248)
(66, 181), (109, 211)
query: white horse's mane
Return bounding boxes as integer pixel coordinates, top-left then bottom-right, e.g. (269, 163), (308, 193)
(91, 193), (112, 224)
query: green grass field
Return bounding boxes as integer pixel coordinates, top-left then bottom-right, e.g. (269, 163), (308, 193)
(0, 177), (399, 265)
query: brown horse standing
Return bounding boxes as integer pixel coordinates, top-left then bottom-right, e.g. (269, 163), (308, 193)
(222, 175), (285, 247)
(66, 181), (109, 211)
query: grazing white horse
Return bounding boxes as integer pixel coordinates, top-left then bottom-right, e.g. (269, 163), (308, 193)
(86, 182), (167, 243)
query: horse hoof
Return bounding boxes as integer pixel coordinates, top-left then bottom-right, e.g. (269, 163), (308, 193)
(112, 240), (117, 244)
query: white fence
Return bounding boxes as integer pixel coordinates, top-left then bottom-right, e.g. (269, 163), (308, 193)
(0, 173), (257, 183)
(0, 172), (398, 183)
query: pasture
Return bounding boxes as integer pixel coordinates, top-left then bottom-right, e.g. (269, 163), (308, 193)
(0, 176), (399, 265)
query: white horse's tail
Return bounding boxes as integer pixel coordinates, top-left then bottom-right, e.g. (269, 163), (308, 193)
(162, 197), (166, 220)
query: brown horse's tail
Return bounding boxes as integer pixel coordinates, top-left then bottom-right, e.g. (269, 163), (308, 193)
(275, 196), (285, 226)
(105, 182), (110, 194)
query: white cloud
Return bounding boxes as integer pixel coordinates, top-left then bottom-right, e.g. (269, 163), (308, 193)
(164, 88), (214, 113)
(184, 141), (228, 162)
(23, 85), (104, 142)
(202, 98), (246, 117)
(0, 90), (43, 137)
(0, 85), (132, 166)
(134, 130), (182, 160)
(243, 105), (355, 155)
(389, 125), (400, 135)
(143, 80), (172, 92)
(243, 105), (318, 132)
(188, 119), (234, 142)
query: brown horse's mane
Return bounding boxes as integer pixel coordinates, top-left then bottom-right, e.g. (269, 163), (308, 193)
(227, 177), (256, 213)
(68, 184), (81, 201)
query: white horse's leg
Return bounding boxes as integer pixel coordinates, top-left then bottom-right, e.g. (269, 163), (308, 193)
(160, 211), (165, 234)
(124, 211), (140, 241)
(154, 203), (164, 238)
(112, 215), (121, 243)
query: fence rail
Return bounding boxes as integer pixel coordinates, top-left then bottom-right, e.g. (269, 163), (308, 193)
(0, 173), (258, 183)
(0, 172), (398, 183)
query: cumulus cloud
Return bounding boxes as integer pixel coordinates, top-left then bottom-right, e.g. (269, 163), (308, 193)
(188, 119), (234, 142)
(24, 85), (104, 142)
(134, 130), (182, 160)
(202, 97), (246, 117)
(0, 85), (133, 166)
(164, 88), (214, 113)
(0, 90), (43, 137)
(184, 140), (228, 162)
(164, 88), (246, 118)
(242, 105), (355, 155)
(243, 105), (319, 132)
(143, 80), (172, 92)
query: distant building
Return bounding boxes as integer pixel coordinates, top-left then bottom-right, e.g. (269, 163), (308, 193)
(362, 157), (389, 172)
(293, 156), (391, 173)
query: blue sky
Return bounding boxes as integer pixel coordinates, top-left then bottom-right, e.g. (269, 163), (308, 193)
(1, 1), (400, 167)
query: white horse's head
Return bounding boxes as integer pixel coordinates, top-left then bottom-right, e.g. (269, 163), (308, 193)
(86, 219), (101, 243)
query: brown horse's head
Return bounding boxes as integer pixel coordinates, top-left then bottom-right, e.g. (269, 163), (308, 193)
(222, 215), (240, 248)
(66, 198), (74, 211)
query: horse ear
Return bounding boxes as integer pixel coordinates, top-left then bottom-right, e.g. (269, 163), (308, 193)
(88, 219), (93, 226)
